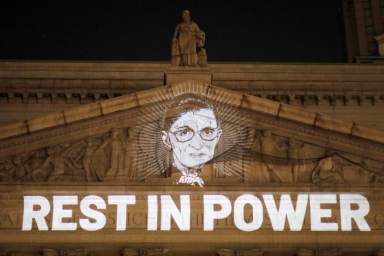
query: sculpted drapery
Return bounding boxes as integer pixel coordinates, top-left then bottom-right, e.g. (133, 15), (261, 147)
(171, 10), (207, 67)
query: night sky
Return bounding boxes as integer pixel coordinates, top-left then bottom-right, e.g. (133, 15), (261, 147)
(0, 1), (346, 62)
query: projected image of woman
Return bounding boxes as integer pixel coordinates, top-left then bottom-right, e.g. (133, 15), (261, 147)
(161, 96), (222, 186)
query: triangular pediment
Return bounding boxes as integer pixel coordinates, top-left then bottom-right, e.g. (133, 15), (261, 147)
(0, 80), (383, 186)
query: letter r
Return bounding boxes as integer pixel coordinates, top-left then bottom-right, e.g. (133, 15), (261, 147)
(22, 196), (50, 231)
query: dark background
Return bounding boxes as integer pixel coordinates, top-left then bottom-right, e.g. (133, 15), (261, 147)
(0, 1), (346, 62)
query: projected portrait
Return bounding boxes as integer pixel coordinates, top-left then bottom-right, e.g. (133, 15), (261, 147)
(161, 96), (222, 186)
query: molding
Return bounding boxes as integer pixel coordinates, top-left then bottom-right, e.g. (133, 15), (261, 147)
(1, 80), (383, 147)
(0, 61), (384, 106)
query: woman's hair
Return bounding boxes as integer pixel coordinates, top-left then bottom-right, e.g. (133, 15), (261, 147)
(161, 95), (215, 132)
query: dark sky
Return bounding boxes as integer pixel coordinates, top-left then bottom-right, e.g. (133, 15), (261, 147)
(0, 1), (346, 62)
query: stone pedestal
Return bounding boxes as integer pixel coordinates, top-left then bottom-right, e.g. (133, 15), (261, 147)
(165, 67), (211, 85)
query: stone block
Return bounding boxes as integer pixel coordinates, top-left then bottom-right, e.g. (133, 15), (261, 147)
(101, 94), (138, 115)
(278, 104), (316, 125)
(64, 102), (102, 124)
(165, 67), (211, 85)
(0, 121), (28, 140)
(315, 113), (352, 135)
(242, 95), (280, 116)
(28, 112), (65, 132)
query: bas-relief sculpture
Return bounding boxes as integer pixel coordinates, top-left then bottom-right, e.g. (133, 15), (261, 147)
(0, 93), (383, 186)
(0, 128), (133, 182)
(0, 122), (383, 185)
(171, 10), (207, 67)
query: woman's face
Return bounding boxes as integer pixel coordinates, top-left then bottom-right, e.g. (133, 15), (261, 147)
(181, 11), (191, 23)
(163, 108), (221, 169)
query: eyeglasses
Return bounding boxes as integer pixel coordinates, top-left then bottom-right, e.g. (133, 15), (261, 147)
(170, 126), (220, 142)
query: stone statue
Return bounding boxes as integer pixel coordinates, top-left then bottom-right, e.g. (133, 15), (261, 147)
(171, 10), (207, 67)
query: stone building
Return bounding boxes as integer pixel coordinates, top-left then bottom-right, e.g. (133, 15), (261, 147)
(1, 5), (384, 256)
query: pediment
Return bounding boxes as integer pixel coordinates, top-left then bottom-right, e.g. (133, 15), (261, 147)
(0, 80), (384, 186)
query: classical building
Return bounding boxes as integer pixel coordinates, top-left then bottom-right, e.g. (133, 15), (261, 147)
(1, 7), (384, 256)
(343, 0), (384, 60)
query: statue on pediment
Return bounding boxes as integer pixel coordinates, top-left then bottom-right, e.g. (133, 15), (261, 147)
(171, 10), (207, 67)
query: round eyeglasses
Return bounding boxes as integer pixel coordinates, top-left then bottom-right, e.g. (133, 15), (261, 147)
(170, 126), (220, 142)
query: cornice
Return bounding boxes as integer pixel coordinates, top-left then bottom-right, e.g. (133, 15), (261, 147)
(0, 80), (383, 149)
(0, 61), (383, 106)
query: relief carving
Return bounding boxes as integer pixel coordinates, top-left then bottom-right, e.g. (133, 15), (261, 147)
(0, 105), (383, 185)
(242, 129), (384, 185)
(1, 125), (383, 185)
(311, 153), (381, 185)
(0, 128), (133, 182)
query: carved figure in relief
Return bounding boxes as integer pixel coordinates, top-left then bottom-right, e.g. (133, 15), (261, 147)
(311, 154), (378, 185)
(247, 130), (319, 184)
(83, 137), (108, 181)
(104, 129), (127, 180)
(82, 129), (132, 181)
(311, 156), (344, 184)
(0, 159), (15, 181)
(288, 139), (306, 183)
(258, 130), (289, 183)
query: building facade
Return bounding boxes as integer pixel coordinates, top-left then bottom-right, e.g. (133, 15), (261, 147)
(0, 61), (383, 256)
(1, 3), (384, 255)
(343, 0), (384, 60)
